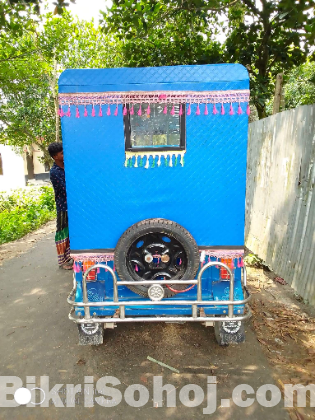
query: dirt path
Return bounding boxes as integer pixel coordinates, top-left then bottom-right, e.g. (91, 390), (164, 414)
(0, 228), (313, 418)
(247, 266), (315, 420)
(0, 220), (55, 266)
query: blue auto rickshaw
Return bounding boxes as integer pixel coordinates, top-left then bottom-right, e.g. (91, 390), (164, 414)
(59, 63), (251, 345)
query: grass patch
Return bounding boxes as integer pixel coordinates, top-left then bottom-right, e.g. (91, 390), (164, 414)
(0, 186), (56, 245)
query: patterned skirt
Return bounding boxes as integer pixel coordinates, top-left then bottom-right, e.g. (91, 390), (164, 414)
(55, 211), (71, 266)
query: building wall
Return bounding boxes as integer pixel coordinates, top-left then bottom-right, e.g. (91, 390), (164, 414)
(23, 144), (50, 181)
(0, 144), (26, 191)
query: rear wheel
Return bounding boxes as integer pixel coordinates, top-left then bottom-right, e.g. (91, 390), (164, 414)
(114, 218), (200, 297)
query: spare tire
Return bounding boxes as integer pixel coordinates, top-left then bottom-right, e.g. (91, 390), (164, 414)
(114, 218), (200, 298)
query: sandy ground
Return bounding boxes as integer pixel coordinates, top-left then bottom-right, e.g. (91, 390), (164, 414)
(0, 226), (313, 419)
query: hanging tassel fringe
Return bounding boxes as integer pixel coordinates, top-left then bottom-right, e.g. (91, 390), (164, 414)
(204, 104), (208, 115)
(146, 104), (150, 115)
(107, 105), (111, 116)
(125, 151), (186, 169)
(99, 105), (103, 117)
(237, 103), (242, 115)
(179, 104), (183, 116)
(246, 104), (250, 115)
(114, 105), (118, 116)
(221, 103), (225, 115)
(123, 105), (128, 116)
(163, 105), (167, 115)
(130, 105), (134, 115)
(84, 106), (88, 117)
(212, 104), (218, 115)
(229, 103), (234, 115)
(196, 104), (200, 115)
(137, 104), (142, 116)
(92, 106), (95, 117)
(75, 107), (80, 118)
(187, 104), (191, 115)
(170, 106), (175, 116)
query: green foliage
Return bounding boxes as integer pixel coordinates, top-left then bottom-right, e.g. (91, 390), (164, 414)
(0, 11), (122, 161)
(244, 253), (263, 268)
(102, 0), (315, 119)
(284, 62), (315, 109)
(0, 186), (56, 244)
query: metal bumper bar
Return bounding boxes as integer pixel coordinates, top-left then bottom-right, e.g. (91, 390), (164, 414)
(67, 261), (251, 324)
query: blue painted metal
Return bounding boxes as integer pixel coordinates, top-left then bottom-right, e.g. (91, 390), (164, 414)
(60, 64), (249, 316)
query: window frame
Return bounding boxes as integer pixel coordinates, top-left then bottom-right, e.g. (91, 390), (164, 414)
(123, 103), (186, 152)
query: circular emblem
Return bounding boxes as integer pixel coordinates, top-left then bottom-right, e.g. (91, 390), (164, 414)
(222, 320), (241, 334)
(81, 323), (99, 335)
(148, 284), (165, 301)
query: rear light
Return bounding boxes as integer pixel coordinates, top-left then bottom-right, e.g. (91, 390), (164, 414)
(83, 260), (96, 281)
(220, 258), (233, 280)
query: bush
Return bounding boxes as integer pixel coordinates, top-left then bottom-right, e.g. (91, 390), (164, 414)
(0, 186), (56, 244)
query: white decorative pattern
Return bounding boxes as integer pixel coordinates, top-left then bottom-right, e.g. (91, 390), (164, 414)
(59, 90), (250, 106)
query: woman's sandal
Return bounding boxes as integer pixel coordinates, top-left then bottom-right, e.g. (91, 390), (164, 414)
(60, 261), (73, 270)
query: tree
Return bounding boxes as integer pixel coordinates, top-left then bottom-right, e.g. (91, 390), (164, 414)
(0, 11), (122, 167)
(283, 61), (315, 110)
(103, 0), (315, 118)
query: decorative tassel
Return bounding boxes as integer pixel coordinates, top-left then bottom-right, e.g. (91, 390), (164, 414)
(123, 105), (128, 116)
(99, 105), (103, 117)
(170, 105), (175, 115)
(180, 155), (185, 166)
(107, 105), (111, 116)
(163, 105), (167, 114)
(229, 103), (234, 115)
(164, 156), (168, 166)
(151, 156), (155, 168)
(179, 104), (183, 116)
(59, 107), (63, 117)
(246, 104), (250, 115)
(137, 104), (142, 116)
(158, 155), (161, 166)
(187, 104), (191, 115)
(237, 103), (242, 115)
(174, 156), (178, 166)
(212, 104), (218, 115)
(135, 264), (139, 272)
(221, 103), (225, 115)
(240, 258), (244, 267)
(92, 106), (95, 117)
(169, 155), (173, 167)
(84, 106), (88, 117)
(139, 157), (143, 167)
(196, 104), (200, 115)
(75, 107), (80, 118)
(204, 104), (208, 115)
(114, 105), (118, 116)
(129, 157), (133, 167)
(145, 156), (150, 169)
(134, 156), (138, 167)
(66, 106), (71, 117)
(124, 157), (128, 167)
(146, 104), (150, 115)
(130, 105), (134, 115)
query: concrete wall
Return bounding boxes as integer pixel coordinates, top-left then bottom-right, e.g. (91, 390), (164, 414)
(246, 104), (315, 305)
(0, 145), (26, 192)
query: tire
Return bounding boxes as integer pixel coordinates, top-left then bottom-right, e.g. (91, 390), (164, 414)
(114, 218), (200, 298)
(214, 320), (245, 346)
(77, 322), (104, 346)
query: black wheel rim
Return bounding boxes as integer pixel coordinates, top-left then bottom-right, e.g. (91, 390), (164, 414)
(126, 232), (188, 281)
